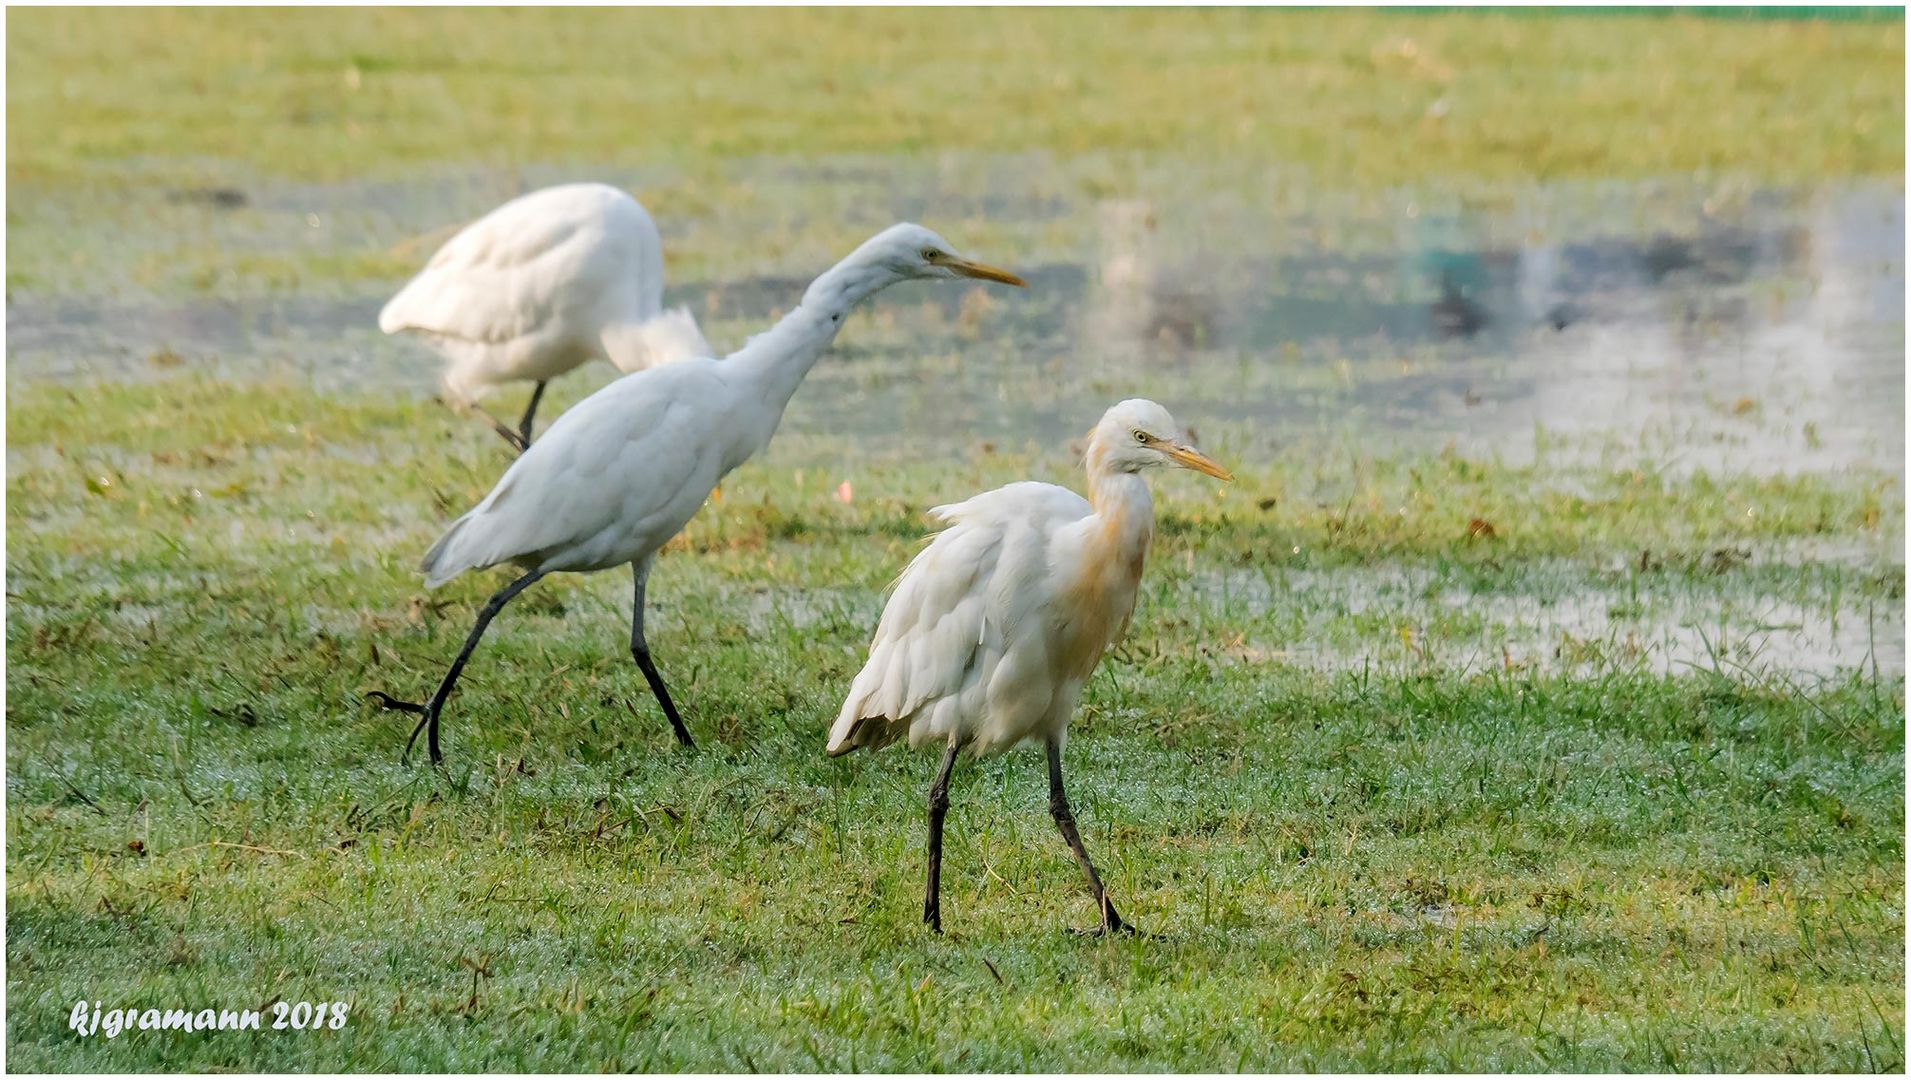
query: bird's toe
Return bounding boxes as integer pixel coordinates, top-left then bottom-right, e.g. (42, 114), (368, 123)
(366, 691), (426, 714)
(1068, 919), (1158, 941)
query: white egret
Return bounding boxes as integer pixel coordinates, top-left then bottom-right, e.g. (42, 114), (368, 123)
(371, 223), (1026, 764)
(827, 399), (1232, 935)
(379, 183), (712, 451)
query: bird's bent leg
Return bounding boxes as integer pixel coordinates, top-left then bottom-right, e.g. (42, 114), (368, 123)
(465, 402), (528, 453)
(630, 560), (695, 748)
(515, 381), (547, 449)
(924, 738), (962, 934)
(1047, 738), (1136, 936)
(370, 569), (544, 766)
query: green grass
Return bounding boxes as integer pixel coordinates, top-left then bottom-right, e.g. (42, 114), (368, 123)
(3, 7), (1902, 299)
(6, 376), (1903, 1070)
(8, 7), (1906, 1070)
(8, 8), (1901, 189)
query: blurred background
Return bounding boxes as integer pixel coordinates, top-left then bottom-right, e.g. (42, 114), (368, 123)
(9, 7), (1904, 678)
(9, 8), (1903, 467)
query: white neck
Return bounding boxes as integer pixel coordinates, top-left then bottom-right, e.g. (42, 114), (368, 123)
(1084, 444), (1157, 566)
(722, 255), (903, 460)
(1094, 470), (1154, 534)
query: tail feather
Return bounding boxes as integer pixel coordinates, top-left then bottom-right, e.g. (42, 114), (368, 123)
(827, 666), (911, 755)
(825, 700), (865, 756)
(826, 712), (903, 757)
(611, 308), (711, 374)
(419, 514), (474, 588)
(378, 286), (418, 335)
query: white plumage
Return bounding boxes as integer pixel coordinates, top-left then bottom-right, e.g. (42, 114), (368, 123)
(380, 182), (711, 448)
(419, 360), (725, 588)
(829, 480), (1094, 756)
(372, 223), (1026, 765)
(828, 399), (1233, 935)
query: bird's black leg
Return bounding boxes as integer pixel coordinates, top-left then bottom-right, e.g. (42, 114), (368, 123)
(1047, 738), (1140, 936)
(630, 560), (695, 748)
(468, 404), (528, 453)
(369, 569), (545, 766)
(924, 738), (962, 934)
(434, 392), (526, 453)
(515, 381), (547, 450)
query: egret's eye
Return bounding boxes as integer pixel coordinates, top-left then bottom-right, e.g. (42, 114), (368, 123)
(922, 248), (940, 261)
(1133, 429), (1151, 444)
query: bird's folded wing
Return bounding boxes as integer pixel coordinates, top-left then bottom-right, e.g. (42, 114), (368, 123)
(829, 482), (1090, 753)
(380, 202), (603, 343)
(421, 368), (717, 581)
(927, 480), (1092, 531)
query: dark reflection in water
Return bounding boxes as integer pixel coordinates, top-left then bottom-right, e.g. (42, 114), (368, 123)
(7, 168), (1903, 479)
(802, 181), (1902, 480)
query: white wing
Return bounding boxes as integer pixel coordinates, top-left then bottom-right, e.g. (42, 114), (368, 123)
(380, 183), (663, 346)
(828, 482), (1092, 756)
(420, 359), (728, 585)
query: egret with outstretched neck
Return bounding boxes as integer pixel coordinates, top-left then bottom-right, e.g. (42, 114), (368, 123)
(372, 224), (1026, 764)
(827, 399), (1232, 935)
(380, 183), (712, 451)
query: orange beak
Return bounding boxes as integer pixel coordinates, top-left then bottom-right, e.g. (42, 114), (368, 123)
(1166, 444), (1233, 482)
(934, 254), (1028, 287)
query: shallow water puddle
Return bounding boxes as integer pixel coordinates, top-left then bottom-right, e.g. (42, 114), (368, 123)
(1183, 560), (1906, 679)
(9, 159), (1902, 483)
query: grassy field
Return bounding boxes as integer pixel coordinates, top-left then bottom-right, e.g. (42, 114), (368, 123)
(9, 8), (1902, 188)
(7, 5), (1907, 1073)
(5, 7), (1905, 295)
(5, 377), (1903, 1070)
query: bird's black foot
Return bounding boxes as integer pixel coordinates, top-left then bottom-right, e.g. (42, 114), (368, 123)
(476, 413), (527, 454)
(1068, 921), (1156, 940)
(367, 690), (425, 715)
(366, 692), (436, 766)
(1066, 899), (1156, 939)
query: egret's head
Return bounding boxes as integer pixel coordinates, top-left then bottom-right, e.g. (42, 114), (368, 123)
(852, 223), (1028, 287)
(1092, 398), (1233, 480)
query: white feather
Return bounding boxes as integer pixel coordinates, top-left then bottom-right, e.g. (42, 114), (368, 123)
(414, 223), (1026, 595)
(829, 401), (1229, 761)
(382, 182), (711, 405)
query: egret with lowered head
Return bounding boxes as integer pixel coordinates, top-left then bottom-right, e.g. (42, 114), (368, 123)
(827, 399), (1232, 935)
(380, 183), (712, 451)
(372, 224), (1026, 764)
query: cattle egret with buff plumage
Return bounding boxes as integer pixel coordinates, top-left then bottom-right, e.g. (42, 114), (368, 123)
(828, 398), (1232, 935)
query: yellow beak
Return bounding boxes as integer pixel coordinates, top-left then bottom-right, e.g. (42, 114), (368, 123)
(935, 254), (1027, 287)
(1167, 444), (1234, 482)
